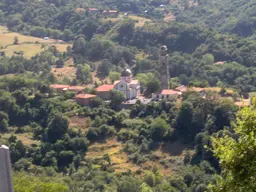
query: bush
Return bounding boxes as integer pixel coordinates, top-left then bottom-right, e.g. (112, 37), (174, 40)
(150, 118), (168, 141)
(14, 158), (32, 171)
(144, 171), (156, 187)
(117, 129), (139, 141)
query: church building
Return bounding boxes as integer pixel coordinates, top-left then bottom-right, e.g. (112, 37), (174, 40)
(114, 69), (140, 100)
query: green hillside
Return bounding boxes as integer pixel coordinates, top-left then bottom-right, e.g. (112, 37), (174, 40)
(177, 0), (256, 38)
(1, 0), (256, 192)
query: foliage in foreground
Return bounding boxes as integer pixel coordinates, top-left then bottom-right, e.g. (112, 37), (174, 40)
(13, 172), (68, 192)
(210, 107), (256, 192)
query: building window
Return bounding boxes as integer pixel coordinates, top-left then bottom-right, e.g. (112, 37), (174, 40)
(157, 95), (159, 99)
(120, 85), (124, 88)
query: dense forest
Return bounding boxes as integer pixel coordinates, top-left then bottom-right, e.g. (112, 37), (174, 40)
(177, 0), (256, 38)
(1, 0), (256, 191)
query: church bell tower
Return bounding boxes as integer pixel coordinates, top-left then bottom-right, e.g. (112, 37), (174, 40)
(160, 45), (169, 90)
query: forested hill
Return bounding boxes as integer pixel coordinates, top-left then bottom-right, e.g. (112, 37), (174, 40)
(177, 0), (256, 38)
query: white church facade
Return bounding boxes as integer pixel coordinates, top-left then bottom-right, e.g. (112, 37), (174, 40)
(114, 69), (140, 100)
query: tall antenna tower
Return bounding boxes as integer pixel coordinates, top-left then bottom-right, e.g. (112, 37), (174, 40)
(160, 45), (169, 90)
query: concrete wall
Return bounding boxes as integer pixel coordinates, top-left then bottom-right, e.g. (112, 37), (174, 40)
(0, 145), (14, 192)
(74, 98), (91, 106)
(96, 91), (111, 100)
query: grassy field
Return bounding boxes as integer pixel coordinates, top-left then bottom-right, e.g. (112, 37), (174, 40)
(0, 25), (71, 58)
(85, 139), (188, 175)
(51, 44), (72, 52)
(2, 132), (40, 146)
(103, 14), (152, 27)
(0, 32), (44, 48)
(69, 116), (89, 133)
(0, 25), (8, 33)
(128, 15), (152, 27)
(2, 44), (43, 58)
(86, 139), (141, 174)
(51, 66), (77, 81)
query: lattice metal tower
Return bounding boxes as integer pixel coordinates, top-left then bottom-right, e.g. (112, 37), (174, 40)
(160, 45), (169, 90)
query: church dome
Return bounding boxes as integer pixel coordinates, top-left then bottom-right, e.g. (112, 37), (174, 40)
(121, 69), (132, 77)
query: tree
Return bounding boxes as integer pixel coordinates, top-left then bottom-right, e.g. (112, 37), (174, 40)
(135, 73), (160, 95)
(117, 176), (141, 192)
(56, 59), (64, 68)
(58, 150), (74, 168)
(175, 101), (193, 141)
(14, 158), (31, 171)
(145, 77), (160, 96)
(0, 119), (8, 132)
(76, 64), (92, 84)
(73, 155), (81, 171)
(0, 111), (9, 132)
(47, 114), (69, 143)
(150, 118), (168, 141)
(0, 10), (4, 23)
(144, 172), (156, 187)
(110, 89), (125, 107)
(209, 107), (256, 192)
(14, 36), (19, 45)
(98, 59), (112, 76)
(40, 84), (50, 94)
(72, 37), (86, 55)
(109, 72), (121, 83)
(91, 97), (103, 108)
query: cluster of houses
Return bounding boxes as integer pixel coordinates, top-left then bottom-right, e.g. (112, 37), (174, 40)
(88, 8), (119, 17)
(50, 68), (207, 107)
(152, 85), (205, 100)
(50, 68), (140, 106)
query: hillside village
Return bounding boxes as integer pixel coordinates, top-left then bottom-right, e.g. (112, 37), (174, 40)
(1, 0), (256, 191)
(50, 52), (250, 108)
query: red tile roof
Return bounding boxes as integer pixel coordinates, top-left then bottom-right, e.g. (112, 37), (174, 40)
(192, 87), (204, 92)
(74, 94), (96, 99)
(175, 85), (187, 92)
(89, 8), (98, 11)
(96, 84), (114, 92)
(130, 80), (139, 84)
(109, 10), (118, 13)
(161, 89), (181, 95)
(50, 84), (69, 89)
(175, 86), (204, 93)
(69, 86), (85, 91)
(114, 80), (120, 85)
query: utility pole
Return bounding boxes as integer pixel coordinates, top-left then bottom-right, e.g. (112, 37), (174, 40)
(0, 145), (14, 192)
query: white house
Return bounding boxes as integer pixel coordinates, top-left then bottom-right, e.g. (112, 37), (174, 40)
(114, 69), (140, 100)
(152, 89), (181, 100)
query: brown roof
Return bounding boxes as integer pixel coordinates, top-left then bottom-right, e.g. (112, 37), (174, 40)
(74, 94), (96, 99)
(161, 89), (181, 95)
(96, 84), (114, 92)
(69, 86), (85, 91)
(50, 84), (69, 89)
